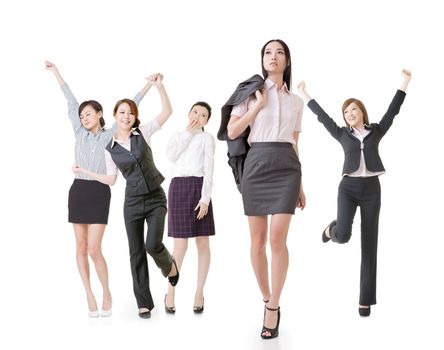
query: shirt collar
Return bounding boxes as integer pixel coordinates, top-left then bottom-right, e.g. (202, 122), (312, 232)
(264, 78), (291, 95)
(350, 124), (371, 133)
(87, 126), (106, 136)
(110, 128), (140, 148)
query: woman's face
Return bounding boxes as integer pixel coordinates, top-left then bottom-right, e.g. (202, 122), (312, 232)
(188, 105), (209, 128)
(79, 105), (102, 131)
(262, 41), (287, 75)
(114, 102), (135, 131)
(343, 102), (364, 128)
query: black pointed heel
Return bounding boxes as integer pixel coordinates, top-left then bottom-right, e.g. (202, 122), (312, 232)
(193, 297), (204, 314)
(168, 257), (179, 287)
(261, 306), (280, 339)
(164, 294), (176, 314)
(322, 220), (336, 243)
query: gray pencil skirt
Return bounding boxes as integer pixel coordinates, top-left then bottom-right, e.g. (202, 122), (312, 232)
(241, 142), (301, 216)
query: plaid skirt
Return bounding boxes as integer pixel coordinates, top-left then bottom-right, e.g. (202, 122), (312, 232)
(167, 176), (215, 238)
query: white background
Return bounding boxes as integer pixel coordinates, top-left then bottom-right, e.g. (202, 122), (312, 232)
(0, 0), (442, 349)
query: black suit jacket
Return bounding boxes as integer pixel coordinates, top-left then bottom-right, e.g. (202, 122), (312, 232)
(218, 74), (264, 192)
(307, 90), (406, 175)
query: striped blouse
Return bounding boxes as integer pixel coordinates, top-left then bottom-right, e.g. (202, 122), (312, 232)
(61, 83), (143, 181)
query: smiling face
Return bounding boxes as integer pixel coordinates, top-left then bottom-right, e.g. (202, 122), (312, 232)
(114, 102), (135, 131)
(188, 105), (210, 129)
(343, 102), (364, 128)
(342, 98), (369, 129)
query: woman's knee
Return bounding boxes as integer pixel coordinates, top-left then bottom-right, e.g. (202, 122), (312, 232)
(88, 244), (103, 260)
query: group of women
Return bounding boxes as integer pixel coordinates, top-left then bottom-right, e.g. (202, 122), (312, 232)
(45, 38), (411, 340)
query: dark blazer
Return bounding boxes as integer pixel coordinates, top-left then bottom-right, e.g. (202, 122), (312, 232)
(105, 128), (164, 196)
(307, 90), (406, 175)
(218, 74), (264, 192)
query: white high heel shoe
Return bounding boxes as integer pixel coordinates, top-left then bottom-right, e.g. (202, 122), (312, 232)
(88, 310), (100, 318)
(101, 300), (113, 317)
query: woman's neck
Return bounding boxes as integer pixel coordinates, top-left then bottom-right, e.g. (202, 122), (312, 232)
(267, 74), (284, 89)
(115, 128), (132, 142)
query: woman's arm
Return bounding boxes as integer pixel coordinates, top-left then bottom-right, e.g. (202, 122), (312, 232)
(148, 74), (173, 127)
(227, 90), (267, 139)
(72, 165), (117, 186)
(45, 61), (65, 86)
(45, 61), (81, 133)
(298, 81), (342, 140)
(400, 69), (412, 92)
(293, 132), (306, 210)
(379, 69), (411, 134)
(133, 78), (153, 107)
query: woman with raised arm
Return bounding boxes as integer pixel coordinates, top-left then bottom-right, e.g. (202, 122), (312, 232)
(73, 74), (179, 319)
(298, 69), (411, 317)
(45, 61), (152, 317)
(227, 39), (305, 339)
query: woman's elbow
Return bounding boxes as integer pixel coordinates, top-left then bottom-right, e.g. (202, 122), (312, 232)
(227, 126), (238, 140)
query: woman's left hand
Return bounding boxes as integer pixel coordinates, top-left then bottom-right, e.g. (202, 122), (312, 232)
(195, 202), (209, 220)
(297, 189), (306, 210)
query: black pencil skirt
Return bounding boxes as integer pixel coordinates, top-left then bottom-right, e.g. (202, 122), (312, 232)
(68, 179), (111, 224)
(241, 142), (301, 216)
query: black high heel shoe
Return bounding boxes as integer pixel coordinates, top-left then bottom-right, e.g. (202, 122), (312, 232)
(193, 297), (204, 314)
(322, 220), (336, 243)
(164, 294), (176, 314)
(261, 306), (280, 339)
(359, 305), (371, 317)
(168, 257), (179, 287)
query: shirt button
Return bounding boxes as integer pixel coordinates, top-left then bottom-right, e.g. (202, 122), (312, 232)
(135, 164), (138, 167)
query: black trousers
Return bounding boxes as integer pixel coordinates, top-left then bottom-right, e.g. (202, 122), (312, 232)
(123, 187), (173, 309)
(329, 176), (381, 305)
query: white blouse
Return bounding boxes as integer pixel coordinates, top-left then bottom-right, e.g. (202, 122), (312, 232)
(231, 78), (304, 144)
(166, 130), (215, 205)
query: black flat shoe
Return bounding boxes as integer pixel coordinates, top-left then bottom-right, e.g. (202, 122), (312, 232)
(193, 297), (204, 314)
(138, 309), (151, 319)
(359, 305), (371, 317)
(164, 294), (176, 314)
(261, 306), (280, 340)
(322, 220), (336, 243)
(168, 257), (179, 287)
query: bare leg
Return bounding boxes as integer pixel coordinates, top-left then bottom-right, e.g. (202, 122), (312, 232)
(263, 214), (292, 337)
(166, 238), (188, 307)
(87, 224), (112, 311)
(248, 216), (270, 303)
(194, 236), (210, 307)
(73, 224), (97, 313)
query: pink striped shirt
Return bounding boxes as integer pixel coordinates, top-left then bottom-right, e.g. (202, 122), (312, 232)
(231, 79), (303, 144)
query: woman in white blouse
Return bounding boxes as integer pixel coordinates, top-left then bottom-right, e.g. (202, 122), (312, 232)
(227, 39), (305, 339)
(164, 102), (215, 314)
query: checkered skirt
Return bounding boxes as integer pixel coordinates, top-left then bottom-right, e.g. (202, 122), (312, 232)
(167, 176), (215, 238)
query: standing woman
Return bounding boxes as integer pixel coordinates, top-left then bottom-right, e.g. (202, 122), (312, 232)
(227, 39), (305, 339)
(164, 102), (215, 314)
(45, 61), (152, 317)
(297, 69), (411, 316)
(74, 74), (179, 319)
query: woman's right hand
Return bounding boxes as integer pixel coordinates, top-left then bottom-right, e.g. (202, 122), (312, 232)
(72, 165), (84, 174)
(44, 60), (57, 72)
(186, 118), (200, 133)
(254, 89), (267, 110)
